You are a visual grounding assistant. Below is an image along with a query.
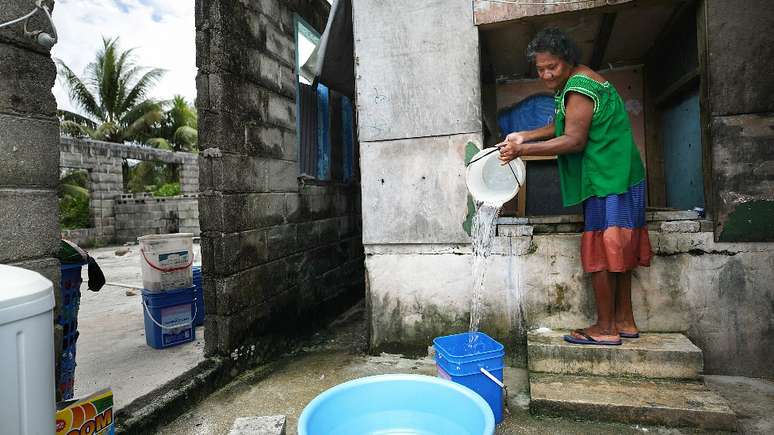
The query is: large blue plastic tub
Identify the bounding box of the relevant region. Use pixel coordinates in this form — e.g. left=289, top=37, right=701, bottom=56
left=141, top=287, right=196, bottom=349
left=192, top=266, right=204, bottom=326
left=433, top=332, right=505, bottom=424
left=298, top=374, right=494, bottom=435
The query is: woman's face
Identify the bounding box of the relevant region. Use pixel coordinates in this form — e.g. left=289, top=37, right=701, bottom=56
left=535, top=52, right=573, bottom=92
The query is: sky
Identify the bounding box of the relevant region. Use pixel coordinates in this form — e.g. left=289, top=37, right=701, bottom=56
left=51, top=0, right=196, bottom=115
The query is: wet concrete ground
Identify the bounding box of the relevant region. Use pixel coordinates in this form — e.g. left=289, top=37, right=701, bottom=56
left=154, top=302, right=774, bottom=434
left=74, top=243, right=204, bottom=409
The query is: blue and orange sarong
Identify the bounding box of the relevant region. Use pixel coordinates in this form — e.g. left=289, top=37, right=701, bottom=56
left=581, top=180, right=652, bottom=273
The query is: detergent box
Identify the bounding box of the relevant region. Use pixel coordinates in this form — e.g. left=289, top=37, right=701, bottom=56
left=56, top=388, right=115, bottom=435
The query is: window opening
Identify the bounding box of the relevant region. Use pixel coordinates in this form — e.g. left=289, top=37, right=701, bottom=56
left=295, top=15, right=355, bottom=183
left=58, top=168, right=91, bottom=230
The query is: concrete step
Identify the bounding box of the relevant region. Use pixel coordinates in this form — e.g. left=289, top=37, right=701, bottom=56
left=528, top=330, right=703, bottom=379
left=530, top=373, right=737, bottom=431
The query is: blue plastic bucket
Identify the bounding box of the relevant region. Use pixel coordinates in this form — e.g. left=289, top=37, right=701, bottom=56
left=141, top=287, right=196, bottom=349
left=192, top=266, right=204, bottom=326
left=433, top=332, right=505, bottom=424
left=298, top=374, right=495, bottom=435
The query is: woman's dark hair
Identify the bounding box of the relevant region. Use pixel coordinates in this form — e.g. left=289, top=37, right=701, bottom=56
left=526, top=27, right=582, bottom=66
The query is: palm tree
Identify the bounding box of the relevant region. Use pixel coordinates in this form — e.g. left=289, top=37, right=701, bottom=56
left=57, top=37, right=165, bottom=143
left=146, top=95, right=198, bottom=152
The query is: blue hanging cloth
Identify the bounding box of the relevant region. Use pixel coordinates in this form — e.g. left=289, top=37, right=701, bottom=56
left=497, top=94, right=555, bottom=139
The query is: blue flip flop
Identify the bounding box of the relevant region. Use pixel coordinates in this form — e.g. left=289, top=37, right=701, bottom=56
left=563, top=329, right=622, bottom=346
left=619, top=331, right=640, bottom=338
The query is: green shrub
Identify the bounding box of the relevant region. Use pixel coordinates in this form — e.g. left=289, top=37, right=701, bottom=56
left=154, top=182, right=181, bottom=197
left=59, top=193, right=90, bottom=229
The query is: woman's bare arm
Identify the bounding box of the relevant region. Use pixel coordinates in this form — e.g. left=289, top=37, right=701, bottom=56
left=499, top=93, right=593, bottom=161
left=518, top=123, right=556, bottom=142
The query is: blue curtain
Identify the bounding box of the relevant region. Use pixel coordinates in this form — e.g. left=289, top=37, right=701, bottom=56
left=497, top=94, right=555, bottom=139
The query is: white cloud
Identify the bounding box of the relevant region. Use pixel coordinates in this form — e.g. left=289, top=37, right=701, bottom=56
left=51, top=0, right=196, bottom=116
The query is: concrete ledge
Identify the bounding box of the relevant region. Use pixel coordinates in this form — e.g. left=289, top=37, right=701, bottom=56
left=115, top=357, right=230, bottom=434
left=528, top=331, right=703, bottom=379
left=530, top=373, right=737, bottom=431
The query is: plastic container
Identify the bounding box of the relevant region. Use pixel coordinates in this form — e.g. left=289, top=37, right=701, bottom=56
left=138, top=233, right=194, bottom=292
left=58, top=344, right=77, bottom=402
left=0, top=265, right=56, bottom=435
left=466, top=148, right=525, bottom=204
left=141, top=287, right=196, bottom=349
left=298, top=374, right=494, bottom=435
left=433, top=332, right=506, bottom=424
left=192, top=266, right=205, bottom=326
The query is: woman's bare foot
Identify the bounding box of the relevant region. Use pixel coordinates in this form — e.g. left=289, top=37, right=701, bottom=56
left=615, top=321, right=639, bottom=336
left=570, top=324, right=620, bottom=342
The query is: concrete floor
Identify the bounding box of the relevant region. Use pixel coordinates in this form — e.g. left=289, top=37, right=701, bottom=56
left=154, top=302, right=774, bottom=434
left=73, top=243, right=205, bottom=409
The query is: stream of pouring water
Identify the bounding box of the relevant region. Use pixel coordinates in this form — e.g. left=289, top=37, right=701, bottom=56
left=468, top=200, right=503, bottom=346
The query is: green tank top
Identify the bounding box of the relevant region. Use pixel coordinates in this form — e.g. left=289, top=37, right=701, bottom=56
left=554, top=74, right=645, bottom=206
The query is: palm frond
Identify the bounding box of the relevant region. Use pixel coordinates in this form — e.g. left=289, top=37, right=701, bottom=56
left=60, top=183, right=89, bottom=199
left=56, top=60, right=104, bottom=121
left=147, top=137, right=172, bottom=150
left=59, top=120, right=92, bottom=138
left=123, top=104, right=164, bottom=141
left=92, top=121, right=121, bottom=142
left=120, top=99, right=163, bottom=126
left=120, top=68, right=166, bottom=115
left=99, top=38, right=120, bottom=121
left=58, top=109, right=98, bottom=129
left=173, top=125, right=198, bottom=149
left=169, top=95, right=198, bottom=129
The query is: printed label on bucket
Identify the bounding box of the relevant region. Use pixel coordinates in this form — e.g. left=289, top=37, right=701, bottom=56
left=158, top=251, right=190, bottom=289
left=160, top=304, right=192, bottom=345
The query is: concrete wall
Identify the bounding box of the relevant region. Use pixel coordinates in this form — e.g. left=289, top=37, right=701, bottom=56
left=0, top=0, right=62, bottom=396
left=59, top=137, right=199, bottom=245
left=702, top=1, right=774, bottom=242
left=352, top=0, right=485, bottom=354
left=355, top=0, right=774, bottom=379
left=114, top=194, right=200, bottom=243
left=351, top=0, right=483, bottom=234
left=368, top=220, right=774, bottom=378
left=196, top=0, right=364, bottom=361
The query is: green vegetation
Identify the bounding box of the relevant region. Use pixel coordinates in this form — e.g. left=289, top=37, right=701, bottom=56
left=57, top=37, right=197, bottom=151
left=154, top=182, right=182, bottom=197
left=59, top=170, right=90, bottom=229
left=123, top=160, right=181, bottom=196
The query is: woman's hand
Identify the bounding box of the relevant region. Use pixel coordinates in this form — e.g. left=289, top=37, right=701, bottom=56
left=497, top=132, right=527, bottom=164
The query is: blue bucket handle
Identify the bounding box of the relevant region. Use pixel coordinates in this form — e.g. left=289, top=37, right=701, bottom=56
left=480, top=367, right=510, bottom=417
left=142, top=297, right=198, bottom=330
left=479, top=367, right=504, bottom=388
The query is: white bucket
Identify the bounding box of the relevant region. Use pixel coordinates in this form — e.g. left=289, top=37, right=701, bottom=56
left=138, top=233, right=194, bottom=292
left=466, top=148, right=525, bottom=204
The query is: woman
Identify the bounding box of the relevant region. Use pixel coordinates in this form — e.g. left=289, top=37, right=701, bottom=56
left=498, top=28, right=652, bottom=346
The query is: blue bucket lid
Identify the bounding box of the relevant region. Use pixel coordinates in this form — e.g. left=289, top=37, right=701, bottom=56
left=433, top=332, right=504, bottom=363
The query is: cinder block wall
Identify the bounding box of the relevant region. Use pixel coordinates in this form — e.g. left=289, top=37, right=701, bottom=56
left=59, top=137, right=199, bottom=246
left=0, top=0, right=62, bottom=396
left=196, top=0, right=364, bottom=360
left=114, top=194, right=200, bottom=243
